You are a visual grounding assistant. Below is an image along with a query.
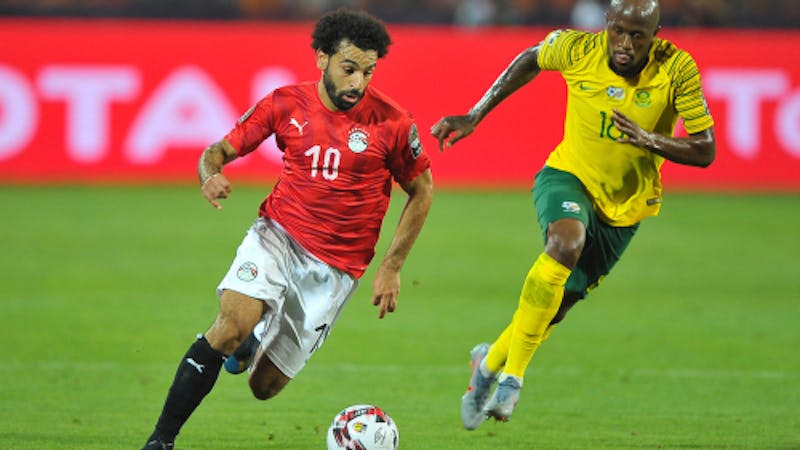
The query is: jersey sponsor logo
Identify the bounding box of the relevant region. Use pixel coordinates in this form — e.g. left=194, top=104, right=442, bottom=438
left=347, top=127, right=369, bottom=153
left=634, top=90, right=652, bottom=107
left=409, top=123, right=422, bottom=159
left=289, top=117, right=308, bottom=135
left=606, top=86, right=625, bottom=100
left=561, top=201, right=581, bottom=213
left=237, top=105, right=256, bottom=124
left=237, top=261, right=258, bottom=281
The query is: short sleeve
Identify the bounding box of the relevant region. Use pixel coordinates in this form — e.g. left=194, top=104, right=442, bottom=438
left=224, top=93, right=275, bottom=156
left=671, top=51, right=715, bottom=134
left=537, top=29, right=596, bottom=72
left=387, top=116, right=431, bottom=184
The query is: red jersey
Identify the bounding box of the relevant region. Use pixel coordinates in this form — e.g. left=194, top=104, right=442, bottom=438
left=224, top=81, right=430, bottom=278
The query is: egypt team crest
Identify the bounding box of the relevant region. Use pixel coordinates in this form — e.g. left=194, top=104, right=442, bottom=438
left=348, top=127, right=369, bottom=153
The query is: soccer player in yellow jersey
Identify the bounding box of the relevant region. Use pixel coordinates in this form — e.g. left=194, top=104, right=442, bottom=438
left=431, top=0, right=716, bottom=429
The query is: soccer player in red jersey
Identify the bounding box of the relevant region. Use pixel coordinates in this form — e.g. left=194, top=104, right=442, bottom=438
left=141, top=9, right=432, bottom=450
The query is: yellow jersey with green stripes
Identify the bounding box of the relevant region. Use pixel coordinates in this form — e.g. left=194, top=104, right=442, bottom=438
left=537, top=29, right=714, bottom=226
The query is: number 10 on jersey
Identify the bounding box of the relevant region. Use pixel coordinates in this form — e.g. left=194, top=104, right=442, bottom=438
left=304, top=146, right=341, bottom=180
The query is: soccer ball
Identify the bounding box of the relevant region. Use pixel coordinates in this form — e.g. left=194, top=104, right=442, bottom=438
left=326, top=404, right=399, bottom=450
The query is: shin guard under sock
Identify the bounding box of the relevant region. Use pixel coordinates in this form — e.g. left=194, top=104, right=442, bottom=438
left=150, top=335, right=224, bottom=443
left=504, top=253, right=570, bottom=377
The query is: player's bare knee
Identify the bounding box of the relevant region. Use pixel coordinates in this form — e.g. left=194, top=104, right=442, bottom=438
left=546, top=244, right=581, bottom=268
left=249, top=377, right=286, bottom=401
left=209, top=312, right=256, bottom=352
left=546, top=218, right=586, bottom=267
left=249, top=384, right=275, bottom=401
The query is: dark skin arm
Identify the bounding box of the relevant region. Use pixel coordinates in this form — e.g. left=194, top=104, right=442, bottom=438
left=612, top=109, right=716, bottom=167
left=430, top=44, right=542, bottom=150
left=430, top=41, right=716, bottom=169
left=372, top=168, right=433, bottom=318
left=198, top=139, right=239, bottom=209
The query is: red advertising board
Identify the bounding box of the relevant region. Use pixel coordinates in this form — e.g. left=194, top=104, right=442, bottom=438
left=1, top=19, right=798, bottom=190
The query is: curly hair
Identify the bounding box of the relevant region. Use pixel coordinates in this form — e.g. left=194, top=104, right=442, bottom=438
left=311, top=8, right=392, bottom=58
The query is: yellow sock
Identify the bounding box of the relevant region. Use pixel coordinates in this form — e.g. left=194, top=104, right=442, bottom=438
left=484, top=323, right=558, bottom=376
left=542, top=323, right=556, bottom=342
left=485, top=321, right=513, bottom=374
left=503, top=253, right=571, bottom=378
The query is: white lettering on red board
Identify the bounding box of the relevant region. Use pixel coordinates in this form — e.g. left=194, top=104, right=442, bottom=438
left=39, top=65, right=140, bottom=163
left=704, top=68, right=799, bottom=159
left=1, top=64, right=798, bottom=165
left=0, top=63, right=296, bottom=164
left=0, top=66, right=37, bottom=160
left=124, top=66, right=238, bottom=163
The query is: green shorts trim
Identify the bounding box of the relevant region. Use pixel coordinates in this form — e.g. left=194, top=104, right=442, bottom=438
left=532, top=166, right=639, bottom=299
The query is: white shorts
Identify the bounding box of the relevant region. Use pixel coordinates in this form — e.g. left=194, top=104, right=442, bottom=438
left=217, top=218, right=358, bottom=378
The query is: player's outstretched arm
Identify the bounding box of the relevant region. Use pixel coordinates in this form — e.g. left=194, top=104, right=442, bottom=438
left=430, top=44, right=542, bottom=151
left=198, top=139, right=239, bottom=209
left=372, top=169, right=434, bottom=318
left=612, top=109, right=716, bottom=168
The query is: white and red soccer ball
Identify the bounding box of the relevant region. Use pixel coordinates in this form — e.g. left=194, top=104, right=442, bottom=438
left=326, top=404, right=399, bottom=450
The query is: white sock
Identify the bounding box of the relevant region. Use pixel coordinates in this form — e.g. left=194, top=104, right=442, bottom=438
left=497, top=372, right=523, bottom=387
left=478, top=359, right=496, bottom=378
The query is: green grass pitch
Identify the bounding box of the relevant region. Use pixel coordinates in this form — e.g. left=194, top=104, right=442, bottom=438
left=1, top=185, right=798, bottom=449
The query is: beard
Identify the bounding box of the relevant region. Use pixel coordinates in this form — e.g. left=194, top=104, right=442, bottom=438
left=323, top=71, right=363, bottom=111
left=608, top=55, right=649, bottom=78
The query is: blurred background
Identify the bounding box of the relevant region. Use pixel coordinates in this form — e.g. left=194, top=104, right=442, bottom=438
left=0, top=0, right=798, bottom=28
left=1, top=2, right=799, bottom=449
left=1, top=0, right=798, bottom=189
